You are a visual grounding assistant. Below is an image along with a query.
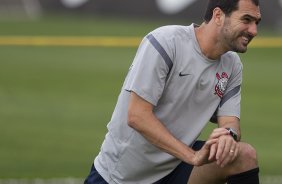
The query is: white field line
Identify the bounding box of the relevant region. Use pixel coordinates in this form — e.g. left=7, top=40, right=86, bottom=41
left=0, top=178, right=83, bottom=184
left=261, top=175, right=282, bottom=184
left=0, top=36, right=281, bottom=48
left=0, top=176, right=282, bottom=184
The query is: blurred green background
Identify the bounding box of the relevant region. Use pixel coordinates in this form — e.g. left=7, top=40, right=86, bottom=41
left=0, top=5, right=282, bottom=183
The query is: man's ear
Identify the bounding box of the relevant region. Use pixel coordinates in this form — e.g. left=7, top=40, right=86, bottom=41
left=212, top=7, right=225, bottom=26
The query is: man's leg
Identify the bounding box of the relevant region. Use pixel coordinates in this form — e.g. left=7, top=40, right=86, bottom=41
left=188, top=142, right=259, bottom=184
left=154, top=141, right=205, bottom=184
left=154, top=162, right=194, bottom=184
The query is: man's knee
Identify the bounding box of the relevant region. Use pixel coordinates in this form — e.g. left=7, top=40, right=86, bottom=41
left=224, top=142, right=259, bottom=177
left=227, top=143, right=260, bottom=184
left=239, top=143, right=258, bottom=167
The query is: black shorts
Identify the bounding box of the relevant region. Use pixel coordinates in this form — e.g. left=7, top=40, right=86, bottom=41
left=84, top=141, right=205, bottom=184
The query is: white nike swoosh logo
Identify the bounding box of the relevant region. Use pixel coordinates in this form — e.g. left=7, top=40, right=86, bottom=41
left=155, top=0, right=197, bottom=14
left=179, top=72, right=191, bottom=77
left=61, top=0, right=89, bottom=8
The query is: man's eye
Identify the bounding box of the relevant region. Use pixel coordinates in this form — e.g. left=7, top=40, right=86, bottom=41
left=243, top=18, right=251, bottom=23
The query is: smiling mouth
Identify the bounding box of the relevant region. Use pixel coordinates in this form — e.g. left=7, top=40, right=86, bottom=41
left=241, top=34, right=253, bottom=46
left=242, top=36, right=249, bottom=45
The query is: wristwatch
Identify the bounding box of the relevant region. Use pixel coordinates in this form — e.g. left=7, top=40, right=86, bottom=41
left=226, top=128, right=238, bottom=141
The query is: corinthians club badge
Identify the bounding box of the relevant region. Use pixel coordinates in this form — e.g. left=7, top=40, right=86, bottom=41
left=214, top=72, right=229, bottom=98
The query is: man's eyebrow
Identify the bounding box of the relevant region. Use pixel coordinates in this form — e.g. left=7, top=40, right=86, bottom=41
left=242, top=14, right=262, bottom=24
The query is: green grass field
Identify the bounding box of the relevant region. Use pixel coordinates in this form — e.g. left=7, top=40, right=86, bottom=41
left=0, top=16, right=282, bottom=180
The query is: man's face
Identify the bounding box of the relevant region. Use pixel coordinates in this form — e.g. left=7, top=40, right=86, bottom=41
left=221, top=0, right=261, bottom=53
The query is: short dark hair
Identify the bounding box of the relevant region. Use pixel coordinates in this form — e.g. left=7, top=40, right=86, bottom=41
left=204, top=0, right=260, bottom=22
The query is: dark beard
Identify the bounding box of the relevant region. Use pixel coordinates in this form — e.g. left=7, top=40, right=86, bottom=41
left=222, top=30, right=253, bottom=53
left=221, top=19, right=254, bottom=53
left=231, top=32, right=254, bottom=53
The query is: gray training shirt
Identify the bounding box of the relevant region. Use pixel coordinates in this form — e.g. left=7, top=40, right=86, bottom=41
left=94, top=23, right=242, bottom=184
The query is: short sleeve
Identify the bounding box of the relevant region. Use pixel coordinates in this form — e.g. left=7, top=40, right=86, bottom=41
left=217, top=54, right=243, bottom=119
left=123, top=33, right=173, bottom=106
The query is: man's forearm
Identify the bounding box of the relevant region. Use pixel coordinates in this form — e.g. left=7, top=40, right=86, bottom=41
left=217, top=116, right=241, bottom=141
left=128, top=106, right=197, bottom=165
left=127, top=92, right=201, bottom=165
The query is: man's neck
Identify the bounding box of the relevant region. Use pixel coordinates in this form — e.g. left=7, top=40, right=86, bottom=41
left=194, top=23, right=227, bottom=60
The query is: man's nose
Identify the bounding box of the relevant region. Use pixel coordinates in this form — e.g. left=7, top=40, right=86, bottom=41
left=248, top=22, right=258, bottom=37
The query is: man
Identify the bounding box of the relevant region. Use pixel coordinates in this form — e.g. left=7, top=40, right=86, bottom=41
left=85, top=0, right=262, bottom=183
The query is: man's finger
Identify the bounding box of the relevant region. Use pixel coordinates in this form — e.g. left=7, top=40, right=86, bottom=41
left=216, top=138, right=226, bottom=161
left=220, top=138, right=233, bottom=161
left=209, top=143, right=217, bottom=161
left=230, top=144, right=239, bottom=162
left=209, top=129, right=229, bottom=139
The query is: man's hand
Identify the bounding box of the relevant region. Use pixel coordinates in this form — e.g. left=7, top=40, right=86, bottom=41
left=193, top=128, right=230, bottom=166
left=211, top=116, right=241, bottom=167
left=212, top=135, right=239, bottom=167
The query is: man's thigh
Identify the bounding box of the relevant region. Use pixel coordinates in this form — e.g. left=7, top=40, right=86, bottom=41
left=154, top=141, right=205, bottom=184
left=154, top=161, right=194, bottom=184
left=188, top=162, right=227, bottom=184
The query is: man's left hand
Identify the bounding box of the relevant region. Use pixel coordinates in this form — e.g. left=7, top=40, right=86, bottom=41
left=209, top=135, right=239, bottom=167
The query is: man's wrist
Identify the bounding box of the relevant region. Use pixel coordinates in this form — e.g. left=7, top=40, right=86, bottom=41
left=192, top=151, right=202, bottom=166
left=226, top=128, right=238, bottom=141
